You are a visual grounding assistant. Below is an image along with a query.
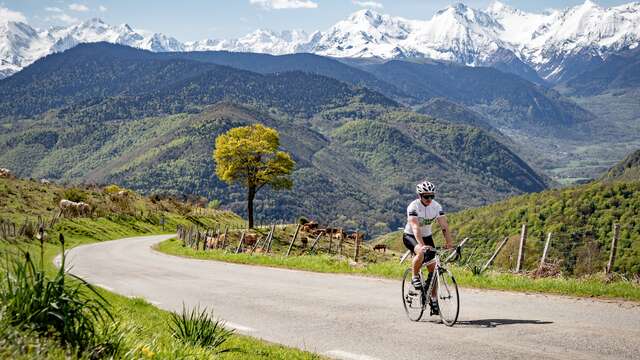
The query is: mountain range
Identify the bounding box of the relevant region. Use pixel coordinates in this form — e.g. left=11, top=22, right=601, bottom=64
left=1, top=1, right=639, bottom=83
left=0, top=43, right=550, bottom=234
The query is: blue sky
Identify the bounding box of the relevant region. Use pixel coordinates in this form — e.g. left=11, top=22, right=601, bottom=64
left=2, top=0, right=633, bottom=41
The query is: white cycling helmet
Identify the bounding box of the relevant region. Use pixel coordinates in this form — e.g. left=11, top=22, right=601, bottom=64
left=416, top=180, right=436, bottom=194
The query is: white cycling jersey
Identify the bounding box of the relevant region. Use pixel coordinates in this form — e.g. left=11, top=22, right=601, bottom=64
left=403, top=199, right=445, bottom=236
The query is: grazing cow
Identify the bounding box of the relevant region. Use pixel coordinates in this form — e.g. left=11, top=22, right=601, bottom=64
left=244, top=233, right=258, bottom=247
left=373, top=244, right=387, bottom=253
left=302, top=221, right=318, bottom=232
left=40, top=179, right=51, bottom=185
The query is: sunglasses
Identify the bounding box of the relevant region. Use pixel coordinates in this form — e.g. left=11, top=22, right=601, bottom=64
left=421, top=194, right=435, bottom=200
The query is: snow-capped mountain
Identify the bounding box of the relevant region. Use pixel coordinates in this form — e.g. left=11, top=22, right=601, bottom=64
left=0, top=17, right=183, bottom=78
left=186, top=29, right=309, bottom=54
left=1, top=1, right=639, bottom=82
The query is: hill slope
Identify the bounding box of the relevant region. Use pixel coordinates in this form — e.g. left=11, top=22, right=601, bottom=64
left=0, top=42, right=397, bottom=120
left=0, top=102, right=548, bottom=235
left=602, top=149, right=640, bottom=182
left=353, top=59, right=594, bottom=132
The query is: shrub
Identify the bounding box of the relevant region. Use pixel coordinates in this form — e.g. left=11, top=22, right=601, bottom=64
left=0, top=235, right=115, bottom=355
left=207, top=199, right=221, bottom=209
left=169, top=304, right=234, bottom=353
left=103, top=184, right=122, bottom=195
left=298, top=217, right=309, bottom=225
left=62, top=188, right=86, bottom=203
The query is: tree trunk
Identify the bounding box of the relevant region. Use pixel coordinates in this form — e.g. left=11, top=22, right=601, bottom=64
left=247, top=186, right=255, bottom=229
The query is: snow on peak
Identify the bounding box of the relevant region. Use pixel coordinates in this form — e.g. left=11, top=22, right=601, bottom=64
left=1, top=1, right=639, bottom=80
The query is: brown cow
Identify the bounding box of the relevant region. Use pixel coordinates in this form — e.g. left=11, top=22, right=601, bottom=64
left=244, top=233, right=258, bottom=247
left=373, top=244, right=387, bottom=253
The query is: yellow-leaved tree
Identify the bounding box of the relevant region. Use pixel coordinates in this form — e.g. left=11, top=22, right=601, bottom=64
left=213, top=124, right=295, bottom=228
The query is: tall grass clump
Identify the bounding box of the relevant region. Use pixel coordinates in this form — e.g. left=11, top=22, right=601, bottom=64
left=169, top=304, right=234, bottom=353
left=0, top=234, right=118, bottom=356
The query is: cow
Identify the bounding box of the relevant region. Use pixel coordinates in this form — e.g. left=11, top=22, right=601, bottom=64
left=244, top=233, right=258, bottom=247
left=373, top=244, right=388, bottom=253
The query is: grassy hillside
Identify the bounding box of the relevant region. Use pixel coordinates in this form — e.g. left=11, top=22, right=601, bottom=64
left=382, top=180, right=639, bottom=276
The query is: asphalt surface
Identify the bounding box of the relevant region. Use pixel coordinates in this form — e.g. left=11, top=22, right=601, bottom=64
left=58, top=235, right=640, bottom=360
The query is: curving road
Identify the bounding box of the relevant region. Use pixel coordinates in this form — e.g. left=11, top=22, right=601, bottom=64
left=59, top=235, right=640, bottom=360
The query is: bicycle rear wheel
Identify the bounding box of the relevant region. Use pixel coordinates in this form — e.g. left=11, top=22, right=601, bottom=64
left=402, top=268, right=425, bottom=321
left=436, top=267, right=459, bottom=326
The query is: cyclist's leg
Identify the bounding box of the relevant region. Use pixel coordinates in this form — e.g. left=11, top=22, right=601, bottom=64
left=402, top=233, right=423, bottom=277
left=423, top=235, right=437, bottom=298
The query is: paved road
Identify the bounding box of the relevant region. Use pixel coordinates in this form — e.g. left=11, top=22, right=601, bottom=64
left=60, top=235, right=640, bottom=360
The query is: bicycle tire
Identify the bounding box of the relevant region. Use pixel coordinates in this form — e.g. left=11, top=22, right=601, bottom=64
left=402, top=268, right=425, bottom=321
left=436, top=267, right=459, bottom=326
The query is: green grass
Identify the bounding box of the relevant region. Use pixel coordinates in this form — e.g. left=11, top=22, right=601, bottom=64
left=157, top=238, right=640, bottom=302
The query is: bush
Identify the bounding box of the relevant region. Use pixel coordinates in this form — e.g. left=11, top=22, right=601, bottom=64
left=0, top=236, right=115, bottom=355
left=169, top=304, right=234, bottom=353
left=62, top=188, right=86, bottom=203
left=298, top=217, right=309, bottom=225
left=103, top=184, right=122, bottom=195
left=207, top=200, right=221, bottom=209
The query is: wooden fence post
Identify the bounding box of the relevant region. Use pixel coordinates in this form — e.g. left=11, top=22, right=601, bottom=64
left=221, top=226, right=228, bottom=250
left=353, top=232, right=361, bottom=262
left=482, top=236, right=509, bottom=273
left=235, top=231, right=246, bottom=254
left=263, top=224, right=275, bottom=252
left=266, top=224, right=276, bottom=253
left=309, top=232, right=324, bottom=254
left=516, top=224, right=527, bottom=273
left=606, top=223, right=620, bottom=274
left=539, top=232, right=552, bottom=270
left=286, top=224, right=301, bottom=257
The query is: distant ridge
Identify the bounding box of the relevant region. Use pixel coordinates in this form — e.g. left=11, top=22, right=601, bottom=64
left=602, top=149, right=640, bottom=182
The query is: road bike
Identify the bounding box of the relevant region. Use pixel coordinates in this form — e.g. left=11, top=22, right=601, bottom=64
left=401, top=245, right=461, bottom=326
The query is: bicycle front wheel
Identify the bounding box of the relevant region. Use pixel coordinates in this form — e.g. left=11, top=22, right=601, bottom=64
left=436, top=267, right=459, bottom=326
left=401, top=268, right=425, bottom=321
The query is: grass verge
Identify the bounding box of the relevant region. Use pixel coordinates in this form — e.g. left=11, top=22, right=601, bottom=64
left=157, top=238, right=640, bottom=302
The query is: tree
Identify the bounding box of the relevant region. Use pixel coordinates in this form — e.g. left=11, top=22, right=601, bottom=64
left=213, top=124, right=295, bottom=228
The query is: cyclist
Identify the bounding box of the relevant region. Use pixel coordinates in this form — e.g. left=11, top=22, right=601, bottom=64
left=403, top=180, right=453, bottom=315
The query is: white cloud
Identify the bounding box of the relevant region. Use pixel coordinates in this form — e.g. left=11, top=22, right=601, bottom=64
left=98, top=5, right=107, bottom=12
left=69, top=3, right=89, bottom=12
left=353, top=1, right=383, bottom=9
left=249, top=0, right=318, bottom=10
left=45, top=7, right=63, bottom=13
left=0, top=6, right=27, bottom=23
left=50, top=13, right=80, bottom=24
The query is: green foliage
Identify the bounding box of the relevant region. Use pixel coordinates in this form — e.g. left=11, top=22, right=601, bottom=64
left=214, top=124, right=295, bottom=227
left=103, top=184, right=122, bottom=195
left=207, top=199, right=221, bottom=209
left=214, top=124, right=295, bottom=190
left=62, top=188, right=87, bottom=203
left=169, top=304, right=234, bottom=353
left=0, top=240, right=114, bottom=355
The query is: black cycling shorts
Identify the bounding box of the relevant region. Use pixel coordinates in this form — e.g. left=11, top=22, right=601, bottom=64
left=403, top=233, right=436, bottom=263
